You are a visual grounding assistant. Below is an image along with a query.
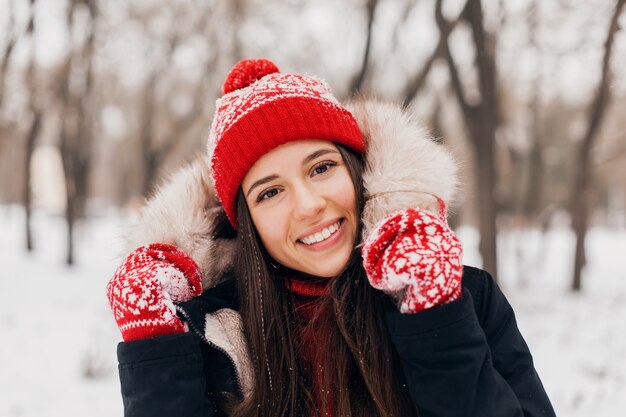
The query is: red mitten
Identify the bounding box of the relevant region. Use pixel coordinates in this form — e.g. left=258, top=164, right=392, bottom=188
left=362, top=208, right=463, bottom=313
left=106, top=243, right=203, bottom=342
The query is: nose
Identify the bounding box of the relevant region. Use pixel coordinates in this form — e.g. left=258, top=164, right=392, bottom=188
left=292, top=183, right=326, bottom=221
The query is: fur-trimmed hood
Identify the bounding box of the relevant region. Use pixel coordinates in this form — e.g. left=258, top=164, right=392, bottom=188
left=126, top=99, right=459, bottom=291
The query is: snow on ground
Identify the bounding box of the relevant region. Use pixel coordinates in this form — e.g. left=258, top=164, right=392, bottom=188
left=1, top=206, right=625, bottom=416
left=458, top=225, right=626, bottom=416
left=1, top=207, right=125, bottom=416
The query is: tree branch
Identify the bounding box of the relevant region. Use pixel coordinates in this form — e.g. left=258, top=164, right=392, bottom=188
left=402, top=0, right=467, bottom=107
left=437, top=0, right=475, bottom=119
left=0, top=1, right=18, bottom=107
left=350, top=0, right=378, bottom=96
left=570, top=0, right=625, bottom=291
left=580, top=0, right=624, bottom=154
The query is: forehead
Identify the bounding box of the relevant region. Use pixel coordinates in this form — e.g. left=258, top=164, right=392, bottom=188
left=244, top=139, right=338, bottom=178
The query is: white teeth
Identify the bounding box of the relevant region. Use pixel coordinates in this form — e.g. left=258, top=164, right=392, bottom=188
left=301, top=221, right=341, bottom=245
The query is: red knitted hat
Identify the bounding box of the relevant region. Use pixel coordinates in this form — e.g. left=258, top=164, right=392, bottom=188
left=208, top=59, right=365, bottom=229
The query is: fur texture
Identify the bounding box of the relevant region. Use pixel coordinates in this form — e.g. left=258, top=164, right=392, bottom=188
left=204, top=309, right=255, bottom=397
left=347, top=100, right=459, bottom=240
left=125, top=156, right=235, bottom=290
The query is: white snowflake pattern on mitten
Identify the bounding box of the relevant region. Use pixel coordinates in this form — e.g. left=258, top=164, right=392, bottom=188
left=106, top=243, right=203, bottom=342
left=362, top=208, right=463, bottom=313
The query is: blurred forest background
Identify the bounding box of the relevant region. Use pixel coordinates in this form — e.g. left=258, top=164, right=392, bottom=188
left=2, top=0, right=626, bottom=415
left=2, top=0, right=626, bottom=285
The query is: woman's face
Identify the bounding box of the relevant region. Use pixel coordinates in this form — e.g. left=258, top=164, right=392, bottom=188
left=241, top=140, right=358, bottom=278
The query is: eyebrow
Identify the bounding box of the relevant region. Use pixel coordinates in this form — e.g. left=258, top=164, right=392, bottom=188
left=245, top=148, right=339, bottom=198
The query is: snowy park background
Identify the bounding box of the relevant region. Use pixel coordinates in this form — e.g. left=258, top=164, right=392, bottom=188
left=2, top=206, right=625, bottom=416
left=2, top=0, right=626, bottom=415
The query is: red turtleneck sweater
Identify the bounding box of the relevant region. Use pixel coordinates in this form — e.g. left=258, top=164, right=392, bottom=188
left=284, top=276, right=334, bottom=417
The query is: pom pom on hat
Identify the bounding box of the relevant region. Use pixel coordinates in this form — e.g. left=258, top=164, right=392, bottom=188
left=222, top=59, right=280, bottom=94
left=208, top=58, right=365, bottom=229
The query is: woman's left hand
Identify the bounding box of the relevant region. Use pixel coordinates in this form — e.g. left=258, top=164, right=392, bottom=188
left=361, top=208, right=463, bottom=313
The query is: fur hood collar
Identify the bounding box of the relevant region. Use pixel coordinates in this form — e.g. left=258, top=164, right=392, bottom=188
left=125, top=100, right=459, bottom=291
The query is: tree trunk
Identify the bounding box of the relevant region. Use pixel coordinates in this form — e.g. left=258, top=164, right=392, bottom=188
left=468, top=0, right=499, bottom=278
left=139, top=72, right=157, bottom=196
left=23, top=0, right=40, bottom=252
left=23, top=111, right=41, bottom=251
left=437, top=0, right=500, bottom=277
left=58, top=2, right=77, bottom=266
left=571, top=0, right=624, bottom=291
left=60, top=118, right=77, bottom=266
left=473, top=127, right=498, bottom=277
left=522, top=0, right=544, bottom=220
left=74, top=0, right=97, bottom=220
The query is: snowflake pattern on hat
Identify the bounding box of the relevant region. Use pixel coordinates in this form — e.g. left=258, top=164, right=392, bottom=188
left=208, top=73, right=341, bottom=157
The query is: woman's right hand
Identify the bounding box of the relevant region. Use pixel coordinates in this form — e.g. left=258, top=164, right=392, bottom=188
left=361, top=208, right=463, bottom=314
left=106, top=243, right=203, bottom=342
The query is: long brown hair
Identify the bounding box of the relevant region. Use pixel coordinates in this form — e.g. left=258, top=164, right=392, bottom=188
left=228, top=144, right=419, bottom=417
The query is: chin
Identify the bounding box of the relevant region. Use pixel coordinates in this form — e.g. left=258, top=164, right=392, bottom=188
left=283, top=234, right=356, bottom=278
left=308, top=252, right=354, bottom=278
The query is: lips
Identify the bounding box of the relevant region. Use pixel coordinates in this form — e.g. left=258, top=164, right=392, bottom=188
left=296, top=218, right=344, bottom=245
left=300, top=220, right=342, bottom=245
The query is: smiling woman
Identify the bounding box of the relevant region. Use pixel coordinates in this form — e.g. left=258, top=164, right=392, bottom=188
left=106, top=58, right=556, bottom=417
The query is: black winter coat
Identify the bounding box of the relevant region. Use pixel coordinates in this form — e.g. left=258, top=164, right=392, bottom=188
left=116, top=266, right=556, bottom=417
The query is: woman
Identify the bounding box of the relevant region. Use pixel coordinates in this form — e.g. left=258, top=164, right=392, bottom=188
left=107, top=59, right=555, bottom=417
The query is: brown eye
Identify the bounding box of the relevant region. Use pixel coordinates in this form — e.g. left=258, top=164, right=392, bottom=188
left=312, top=161, right=337, bottom=176
left=257, top=188, right=280, bottom=202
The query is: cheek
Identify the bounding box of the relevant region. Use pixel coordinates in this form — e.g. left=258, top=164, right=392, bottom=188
left=250, top=209, right=290, bottom=257
left=332, top=173, right=358, bottom=216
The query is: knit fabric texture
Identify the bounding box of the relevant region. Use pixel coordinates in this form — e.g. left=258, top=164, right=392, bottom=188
left=284, top=275, right=334, bottom=417
left=107, top=243, right=203, bottom=342
left=362, top=207, right=463, bottom=313
left=207, top=58, right=365, bottom=228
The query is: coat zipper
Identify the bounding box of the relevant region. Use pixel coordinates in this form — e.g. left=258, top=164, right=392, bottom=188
left=175, top=304, right=244, bottom=398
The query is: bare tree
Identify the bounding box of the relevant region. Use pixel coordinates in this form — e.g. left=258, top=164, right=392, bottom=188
left=520, top=0, right=545, bottom=220
left=571, top=0, right=625, bottom=291
left=58, top=0, right=98, bottom=265
left=74, top=0, right=97, bottom=219
left=168, top=29, right=220, bottom=144
left=350, top=0, right=379, bottom=96
left=23, top=0, right=41, bottom=252
left=437, top=0, right=500, bottom=278
left=138, top=5, right=218, bottom=196
left=58, top=4, right=76, bottom=265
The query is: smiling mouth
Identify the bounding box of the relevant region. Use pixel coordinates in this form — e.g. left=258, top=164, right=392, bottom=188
left=297, top=219, right=344, bottom=246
